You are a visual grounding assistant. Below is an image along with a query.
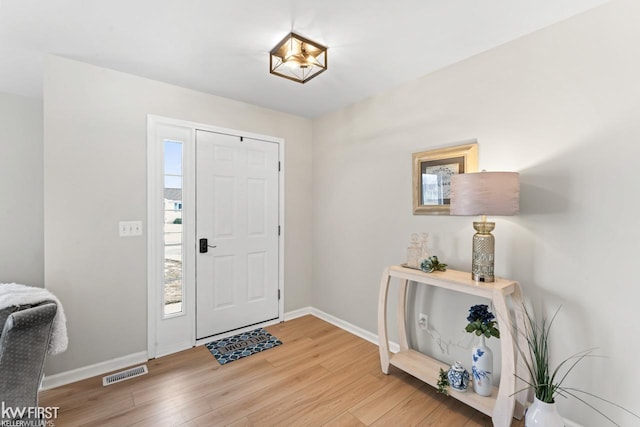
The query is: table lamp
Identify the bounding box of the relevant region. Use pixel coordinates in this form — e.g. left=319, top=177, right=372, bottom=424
left=450, top=172, right=520, bottom=282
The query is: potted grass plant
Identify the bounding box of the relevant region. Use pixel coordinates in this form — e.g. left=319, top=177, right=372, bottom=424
left=517, top=306, right=639, bottom=426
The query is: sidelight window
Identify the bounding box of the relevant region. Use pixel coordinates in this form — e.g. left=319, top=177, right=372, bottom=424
left=163, top=140, right=183, bottom=317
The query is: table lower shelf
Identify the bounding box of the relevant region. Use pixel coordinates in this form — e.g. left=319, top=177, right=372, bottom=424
left=389, top=349, right=498, bottom=417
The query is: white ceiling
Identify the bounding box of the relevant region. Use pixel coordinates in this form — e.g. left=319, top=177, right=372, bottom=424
left=0, top=0, right=608, bottom=118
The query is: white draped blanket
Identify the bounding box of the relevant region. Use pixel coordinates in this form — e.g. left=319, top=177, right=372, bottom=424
left=0, top=283, right=68, bottom=355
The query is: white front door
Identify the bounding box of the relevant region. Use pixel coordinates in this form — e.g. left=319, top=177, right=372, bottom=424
left=196, top=130, right=280, bottom=339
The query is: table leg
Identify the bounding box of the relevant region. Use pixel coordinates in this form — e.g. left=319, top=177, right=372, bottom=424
left=493, top=290, right=516, bottom=427
left=378, top=268, right=391, bottom=374
left=511, top=284, right=529, bottom=419
left=397, top=279, right=409, bottom=352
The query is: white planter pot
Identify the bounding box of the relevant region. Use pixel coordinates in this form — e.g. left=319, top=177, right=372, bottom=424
left=525, top=397, right=565, bottom=427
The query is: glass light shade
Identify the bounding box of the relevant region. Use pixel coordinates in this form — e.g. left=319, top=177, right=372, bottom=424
left=270, top=33, right=327, bottom=83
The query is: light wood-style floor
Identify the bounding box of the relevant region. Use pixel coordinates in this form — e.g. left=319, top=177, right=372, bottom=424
left=40, top=315, right=525, bottom=426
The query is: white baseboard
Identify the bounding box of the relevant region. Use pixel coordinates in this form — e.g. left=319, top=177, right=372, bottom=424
left=283, top=306, right=313, bottom=321
left=41, top=351, right=148, bottom=390
left=308, top=307, right=400, bottom=353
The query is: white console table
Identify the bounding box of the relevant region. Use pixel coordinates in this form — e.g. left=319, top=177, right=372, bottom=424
left=377, top=265, right=528, bottom=427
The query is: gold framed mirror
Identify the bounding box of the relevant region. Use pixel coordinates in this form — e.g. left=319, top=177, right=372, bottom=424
left=412, top=143, right=478, bottom=215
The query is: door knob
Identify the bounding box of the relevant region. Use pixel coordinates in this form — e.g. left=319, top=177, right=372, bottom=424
left=199, top=238, right=217, bottom=253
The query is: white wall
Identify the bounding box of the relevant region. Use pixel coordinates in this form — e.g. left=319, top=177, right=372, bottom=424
left=0, top=92, right=43, bottom=287
left=44, top=56, right=313, bottom=375
left=312, top=0, right=640, bottom=424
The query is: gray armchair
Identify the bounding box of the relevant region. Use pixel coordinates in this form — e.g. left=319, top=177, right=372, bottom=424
left=0, top=301, right=57, bottom=422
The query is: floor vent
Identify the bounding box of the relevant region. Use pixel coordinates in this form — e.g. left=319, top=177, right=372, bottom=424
left=102, top=365, right=148, bottom=386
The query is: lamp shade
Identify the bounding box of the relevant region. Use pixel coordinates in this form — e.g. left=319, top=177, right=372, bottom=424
left=450, top=172, right=520, bottom=216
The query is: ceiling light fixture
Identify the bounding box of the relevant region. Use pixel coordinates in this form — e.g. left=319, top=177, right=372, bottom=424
left=270, top=33, right=327, bottom=84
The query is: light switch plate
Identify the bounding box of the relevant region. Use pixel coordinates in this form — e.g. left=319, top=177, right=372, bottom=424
left=119, top=221, right=143, bottom=237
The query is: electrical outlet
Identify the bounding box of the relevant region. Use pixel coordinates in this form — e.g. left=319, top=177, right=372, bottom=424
left=418, top=313, right=428, bottom=330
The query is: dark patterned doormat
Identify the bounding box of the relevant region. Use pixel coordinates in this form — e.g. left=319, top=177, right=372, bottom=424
left=205, top=328, right=283, bottom=365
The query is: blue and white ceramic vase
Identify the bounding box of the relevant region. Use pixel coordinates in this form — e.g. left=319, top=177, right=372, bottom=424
left=472, top=335, right=493, bottom=396
left=447, top=361, right=470, bottom=392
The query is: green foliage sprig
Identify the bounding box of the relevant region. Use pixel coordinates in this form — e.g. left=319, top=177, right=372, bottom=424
left=437, top=368, right=449, bottom=395
left=420, top=256, right=447, bottom=273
